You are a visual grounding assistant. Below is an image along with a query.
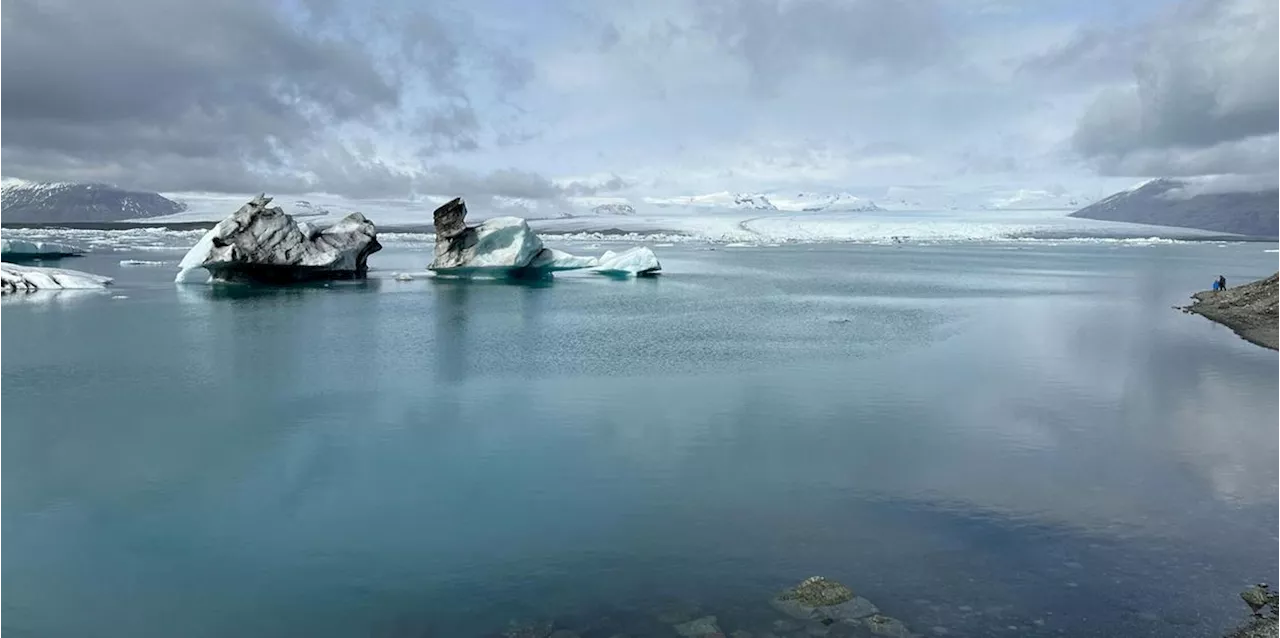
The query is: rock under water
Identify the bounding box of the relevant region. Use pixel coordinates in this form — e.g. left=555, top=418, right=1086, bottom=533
left=1, top=262, right=112, bottom=293
left=771, top=576, right=881, bottom=625
left=175, top=194, right=381, bottom=284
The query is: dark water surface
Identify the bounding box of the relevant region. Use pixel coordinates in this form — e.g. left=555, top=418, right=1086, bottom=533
left=3, top=242, right=1277, bottom=637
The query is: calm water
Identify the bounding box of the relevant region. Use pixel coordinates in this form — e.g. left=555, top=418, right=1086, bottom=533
left=3, top=241, right=1277, bottom=638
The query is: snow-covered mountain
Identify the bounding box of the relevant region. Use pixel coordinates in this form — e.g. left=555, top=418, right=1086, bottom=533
left=1069, top=178, right=1278, bottom=237
left=644, top=191, right=780, bottom=210
left=986, top=189, right=1084, bottom=210
left=770, top=192, right=881, bottom=212
left=591, top=203, right=636, bottom=216
left=291, top=200, right=334, bottom=217
left=731, top=193, right=777, bottom=210
left=2, top=180, right=187, bottom=222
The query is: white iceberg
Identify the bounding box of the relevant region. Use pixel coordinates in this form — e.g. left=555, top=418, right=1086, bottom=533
left=0, top=238, right=81, bottom=259
left=457, top=216, right=545, bottom=268
left=175, top=194, right=381, bottom=284
left=1, top=261, right=112, bottom=292
left=593, top=247, right=661, bottom=277
left=428, top=197, right=663, bottom=279
left=528, top=248, right=600, bottom=270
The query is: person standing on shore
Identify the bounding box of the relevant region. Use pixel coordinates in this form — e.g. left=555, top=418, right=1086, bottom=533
left=1219, top=275, right=1227, bottom=290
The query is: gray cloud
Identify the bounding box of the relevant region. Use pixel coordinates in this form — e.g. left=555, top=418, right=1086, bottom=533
left=694, top=0, right=951, bottom=93
left=1018, top=26, right=1140, bottom=86
left=0, top=0, right=534, bottom=198
left=407, top=168, right=628, bottom=202
left=1071, top=0, right=1279, bottom=177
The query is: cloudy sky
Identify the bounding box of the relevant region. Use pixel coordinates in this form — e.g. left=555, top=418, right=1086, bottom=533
left=1, top=0, right=1276, bottom=206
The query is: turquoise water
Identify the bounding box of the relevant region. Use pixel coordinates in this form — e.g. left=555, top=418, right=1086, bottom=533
left=3, top=241, right=1277, bottom=637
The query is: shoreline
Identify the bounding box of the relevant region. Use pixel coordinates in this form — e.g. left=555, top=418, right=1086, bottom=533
left=1183, top=273, right=1279, bottom=350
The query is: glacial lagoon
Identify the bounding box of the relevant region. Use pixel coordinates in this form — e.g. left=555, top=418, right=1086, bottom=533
left=3, top=238, right=1277, bottom=637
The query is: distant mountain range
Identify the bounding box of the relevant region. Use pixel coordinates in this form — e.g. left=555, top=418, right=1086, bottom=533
left=591, top=203, right=636, bottom=216
left=773, top=192, right=882, bottom=212
left=1069, top=179, right=1278, bottom=237
left=2, top=181, right=187, bottom=222
left=291, top=200, right=334, bottom=217
left=645, top=191, right=882, bottom=212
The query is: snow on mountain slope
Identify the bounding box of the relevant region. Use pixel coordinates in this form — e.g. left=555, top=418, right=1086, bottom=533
left=291, top=200, right=334, bottom=217
left=591, top=203, right=636, bottom=215
left=2, top=181, right=188, bottom=222
left=769, top=192, right=881, bottom=212
left=643, top=191, right=778, bottom=210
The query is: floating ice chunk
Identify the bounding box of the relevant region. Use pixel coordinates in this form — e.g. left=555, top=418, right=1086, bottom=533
left=428, top=198, right=662, bottom=279
left=431, top=214, right=545, bottom=270
left=1, top=262, right=112, bottom=292
left=394, top=273, right=414, bottom=281
left=1, top=238, right=81, bottom=259
left=174, top=221, right=225, bottom=283
left=593, top=247, right=661, bottom=277
left=175, top=194, right=381, bottom=283
left=467, top=217, right=545, bottom=267
left=528, top=248, right=599, bottom=270
left=119, top=259, right=169, bottom=266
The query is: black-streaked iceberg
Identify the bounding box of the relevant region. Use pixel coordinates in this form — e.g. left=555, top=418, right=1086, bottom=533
left=175, top=194, right=381, bottom=284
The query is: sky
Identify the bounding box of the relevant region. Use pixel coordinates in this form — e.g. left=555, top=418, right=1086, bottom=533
left=1, top=0, right=1276, bottom=209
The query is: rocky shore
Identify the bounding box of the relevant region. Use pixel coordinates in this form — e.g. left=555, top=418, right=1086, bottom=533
left=496, top=577, right=920, bottom=638
left=1227, top=616, right=1279, bottom=638
left=1183, top=273, right=1278, bottom=350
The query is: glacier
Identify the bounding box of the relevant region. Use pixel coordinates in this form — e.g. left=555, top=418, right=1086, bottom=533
left=2, top=262, right=112, bottom=292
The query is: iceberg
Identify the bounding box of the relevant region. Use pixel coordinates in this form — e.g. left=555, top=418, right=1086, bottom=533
left=428, top=197, right=662, bottom=279
left=438, top=215, right=546, bottom=269
left=1, top=262, right=112, bottom=293
left=175, top=194, right=381, bottom=284
left=528, top=248, right=600, bottom=270
left=429, top=198, right=592, bottom=276
left=0, top=238, right=82, bottom=260
left=593, top=247, right=661, bottom=277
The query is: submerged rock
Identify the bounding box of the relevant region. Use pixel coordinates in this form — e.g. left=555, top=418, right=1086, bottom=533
left=673, top=615, right=723, bottom=637
left=860, top=614, right=912, bottom=637
left=175, top=194, right=381, bottom=284
left=1, top=262, right=112, bottom=293
left=1226, top=617, right=1279, bottom=638
left=501, top=619, right=554, bottom=638
left=772, top=577, right=879, bottom=623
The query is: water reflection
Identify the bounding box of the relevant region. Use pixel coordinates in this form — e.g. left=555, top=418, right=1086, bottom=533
left=2, top=242, right=1276, bottom=638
